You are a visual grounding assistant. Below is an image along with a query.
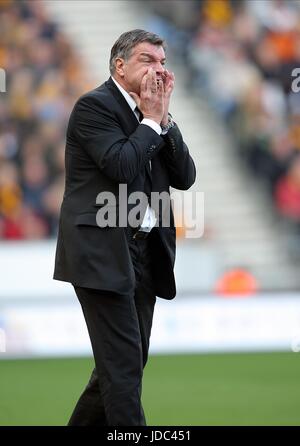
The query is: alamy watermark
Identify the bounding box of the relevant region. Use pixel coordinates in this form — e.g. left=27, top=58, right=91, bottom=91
left=291, top=68, right=300, bottom=92
left=0, top=68, right=6, bottom=93
left=95, top=185, right=204, bottom=238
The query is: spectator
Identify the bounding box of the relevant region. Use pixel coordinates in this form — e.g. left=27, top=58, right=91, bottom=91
left=0, top=0, right=91, bottom=239
left=145, top=0, right=300, bottom=254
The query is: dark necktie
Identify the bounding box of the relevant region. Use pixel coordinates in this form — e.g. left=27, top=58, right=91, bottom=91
left=135, top=106, right=143, bottom=123
left=134, top=106, right=152, bottom=201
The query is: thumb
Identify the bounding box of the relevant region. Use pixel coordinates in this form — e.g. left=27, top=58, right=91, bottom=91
left=129, top=92, right=140, bottom=106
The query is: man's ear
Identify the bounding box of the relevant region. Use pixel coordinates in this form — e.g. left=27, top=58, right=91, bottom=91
left=115, top=58, right=125, bottom=78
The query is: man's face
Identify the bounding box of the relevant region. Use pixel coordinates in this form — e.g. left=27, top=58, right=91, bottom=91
left=115, top=42, right=166, bottom=94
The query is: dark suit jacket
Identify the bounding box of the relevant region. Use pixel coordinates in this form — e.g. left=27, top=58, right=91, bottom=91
left=53, top=77, right=196, bottom=299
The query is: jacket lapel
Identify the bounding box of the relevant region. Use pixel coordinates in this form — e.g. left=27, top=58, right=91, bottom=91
left=104, top=77, right=139, bottom=135
left=104, top=77, right=153, bottom=185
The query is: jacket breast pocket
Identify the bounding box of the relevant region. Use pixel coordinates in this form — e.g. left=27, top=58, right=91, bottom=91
left=75, top=212, right=99, bottom=227
left=75, top=207, right=119, bottom=228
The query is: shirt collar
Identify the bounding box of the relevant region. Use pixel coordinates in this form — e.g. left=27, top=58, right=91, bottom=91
left=111, top=77, right=137, bottom=112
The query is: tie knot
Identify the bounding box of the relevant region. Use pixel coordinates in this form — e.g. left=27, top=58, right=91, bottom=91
left=135, top=106, right=143, bottom=122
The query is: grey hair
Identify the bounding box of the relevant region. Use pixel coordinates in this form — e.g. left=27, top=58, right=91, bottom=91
left=109, top=29, right=166, bottom=74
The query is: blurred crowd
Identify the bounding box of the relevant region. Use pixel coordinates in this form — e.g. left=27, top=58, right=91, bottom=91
left=0, top=0, right=90, bottom=239
left=146, top=0, right=300, bottom=252
left=2, top=0, right=300, bottom=245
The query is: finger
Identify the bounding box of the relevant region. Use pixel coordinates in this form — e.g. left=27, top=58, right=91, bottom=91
left=164, top=75, right=171, bottom=89
left=157, top=79, right=164, bottom=96
left=164, top=69, right=170, bottom=80
left=167, top=74, right=175, bottom=90
left=166, top=70, right=174, bottom=86
left=151, top=68, right=157, bottom=92
left=140, top=71, right=148, bottom=93
left=144, top=68, right=152, bottom=94
left=129, top=92, right=141, bottom=107
left=166, top=82, right=174, bottom=95
left=146, top=67, right=152, bottom=91
left=162, top=77, right=167, bottom=93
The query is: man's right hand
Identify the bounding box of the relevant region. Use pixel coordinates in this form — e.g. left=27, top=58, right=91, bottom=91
left=129, top=68, right=164, bottom=125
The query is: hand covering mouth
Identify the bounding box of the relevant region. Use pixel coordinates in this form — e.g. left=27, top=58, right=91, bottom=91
left=156, top=74, right=166, bottom=85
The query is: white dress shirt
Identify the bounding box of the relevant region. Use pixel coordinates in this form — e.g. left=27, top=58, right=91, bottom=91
left=112, top=77, right=159, bottom=232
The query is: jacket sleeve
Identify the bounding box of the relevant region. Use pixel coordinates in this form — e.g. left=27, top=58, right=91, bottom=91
left=72, top=94, right=164, bottom=184
left=161, top=123, right=196, bottom=190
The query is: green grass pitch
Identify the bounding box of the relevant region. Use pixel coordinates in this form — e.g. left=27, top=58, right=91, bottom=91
left=0, top=352, right=300, bottom=425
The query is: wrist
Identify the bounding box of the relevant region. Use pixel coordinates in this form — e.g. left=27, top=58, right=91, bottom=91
left=161, top=115, right=169, bottom=126
left=143, top=115, right=161, bottom=125
left=161, top=114, right=175, bottom=132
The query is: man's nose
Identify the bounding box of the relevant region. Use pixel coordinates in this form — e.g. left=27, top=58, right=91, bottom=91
left=155, top=62, right=164, bottom=74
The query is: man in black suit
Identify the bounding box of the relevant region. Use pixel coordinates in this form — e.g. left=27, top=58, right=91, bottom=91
left=53, top=29, right=196, bottom=426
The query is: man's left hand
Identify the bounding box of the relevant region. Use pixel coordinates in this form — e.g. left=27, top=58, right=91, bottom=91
left=161, top=70, right=175, bottom=126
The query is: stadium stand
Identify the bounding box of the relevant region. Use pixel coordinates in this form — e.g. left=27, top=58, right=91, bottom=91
left=145, top=0, right=300, bottom=263
left=0, top=0, right=91, bottom=239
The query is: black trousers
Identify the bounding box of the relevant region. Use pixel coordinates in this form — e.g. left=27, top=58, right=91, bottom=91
left=68, top=229, right=156, bottom=426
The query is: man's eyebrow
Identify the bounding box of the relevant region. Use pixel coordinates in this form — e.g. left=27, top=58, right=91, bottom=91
left=139, top=52, right=166, bottom=61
